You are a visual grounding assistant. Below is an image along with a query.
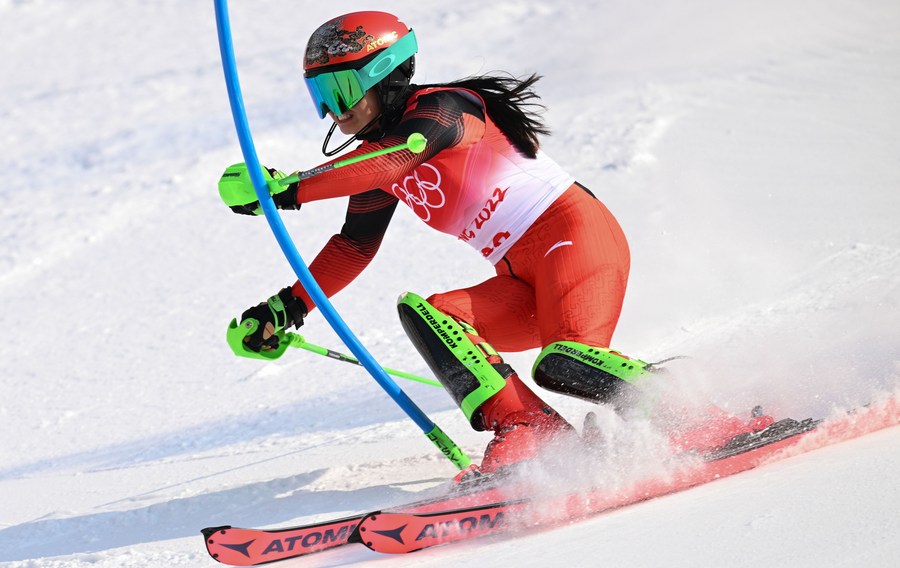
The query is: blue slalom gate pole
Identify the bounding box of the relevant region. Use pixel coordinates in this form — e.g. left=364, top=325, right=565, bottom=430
left=213, top=0, right=470, bottom=470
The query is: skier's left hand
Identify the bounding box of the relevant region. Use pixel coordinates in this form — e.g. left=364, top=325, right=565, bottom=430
left=218, top=163, right=300, bottom=215
left=239, top=287, right=308, bottom=352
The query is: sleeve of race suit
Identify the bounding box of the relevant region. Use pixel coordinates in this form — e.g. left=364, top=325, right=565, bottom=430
left=290, top=189, right=399, bottom=313
left=293, top=90, right=486, bottom=203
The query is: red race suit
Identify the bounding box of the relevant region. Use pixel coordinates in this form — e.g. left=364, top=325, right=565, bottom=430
left=291, top=87, right=630, bottom=350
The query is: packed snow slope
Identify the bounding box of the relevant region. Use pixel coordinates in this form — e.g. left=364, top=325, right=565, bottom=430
left=1, top=0, right=898, bottom=566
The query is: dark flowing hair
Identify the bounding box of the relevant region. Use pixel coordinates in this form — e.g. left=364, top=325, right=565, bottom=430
left=414, top=73, right=550, bottom=159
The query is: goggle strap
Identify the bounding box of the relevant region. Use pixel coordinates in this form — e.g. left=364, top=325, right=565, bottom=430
left=356, top=30, right=418, bottom=91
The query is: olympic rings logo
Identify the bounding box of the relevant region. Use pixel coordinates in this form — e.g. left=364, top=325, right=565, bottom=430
left=391, top=163, right=446, bottom=222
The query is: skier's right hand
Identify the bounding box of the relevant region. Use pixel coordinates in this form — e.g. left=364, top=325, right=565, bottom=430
left=238, top=287, right=308, bottom=352
left=218, top=163, right=300, bottom=215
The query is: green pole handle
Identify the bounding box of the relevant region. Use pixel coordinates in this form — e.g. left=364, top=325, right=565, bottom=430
left=279, top=132, right=427, bottom=186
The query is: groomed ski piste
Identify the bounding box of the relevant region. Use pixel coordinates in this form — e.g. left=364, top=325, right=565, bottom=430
left=1, top=1, right=898, bottom=567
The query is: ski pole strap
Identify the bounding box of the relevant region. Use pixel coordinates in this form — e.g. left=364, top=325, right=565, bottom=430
left=279, top=132, right=427, bottom=185
left=226, top=319, right=441, bottom=387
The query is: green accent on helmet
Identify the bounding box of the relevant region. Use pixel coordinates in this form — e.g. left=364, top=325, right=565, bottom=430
left=532, top=341, right=651, bottom=384
left=398, top=292, right=506, bottom=421
left=218, top=163, right=289, bottom=214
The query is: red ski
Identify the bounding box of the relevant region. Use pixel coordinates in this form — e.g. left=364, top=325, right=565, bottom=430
left=202, top=472, right=515, bottom=565
left=354, top=396, right=899, bottom=554
left=202, top=395, right=898, bottom=563
left=353, top=499, right=530, bottom=553
left=202, top=515, right=362, bottom=566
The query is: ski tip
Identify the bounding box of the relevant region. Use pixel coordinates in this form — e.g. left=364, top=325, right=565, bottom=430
left=201, top=525, right=232, bottom=540
left=349, top=511, right=379, bottom=546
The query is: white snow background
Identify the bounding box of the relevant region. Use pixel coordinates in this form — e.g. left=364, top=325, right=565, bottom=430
left=1, top=0, right=898, bottom=566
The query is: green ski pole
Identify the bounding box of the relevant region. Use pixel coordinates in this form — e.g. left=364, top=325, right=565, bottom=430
left=287, top=333, right=442, bottom=388
left=279, top=132, right=427, bottom=185
left=226, top=319, right=441, bottom=387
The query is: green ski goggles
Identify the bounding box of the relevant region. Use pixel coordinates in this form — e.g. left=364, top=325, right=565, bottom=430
left=304, top=30, right=417, bottom=119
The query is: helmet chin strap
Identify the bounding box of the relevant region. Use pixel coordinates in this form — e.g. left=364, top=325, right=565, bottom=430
left=321, top=114, right=383, bottom=157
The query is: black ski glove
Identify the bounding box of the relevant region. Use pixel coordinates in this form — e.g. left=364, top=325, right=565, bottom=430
left=238, top=287, right=308, bottom=352
left=219, top=163, right=301, bottom=215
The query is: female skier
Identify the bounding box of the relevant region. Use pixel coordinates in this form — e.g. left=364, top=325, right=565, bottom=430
left=221, top=11, right=650, bottom=473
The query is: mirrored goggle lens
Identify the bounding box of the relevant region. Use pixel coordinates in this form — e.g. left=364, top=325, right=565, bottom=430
left=304, top=69, right=365, bottom=119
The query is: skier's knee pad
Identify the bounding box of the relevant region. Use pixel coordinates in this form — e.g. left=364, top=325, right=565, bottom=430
left=397, top=292, right=509, bottom=429
left=532, top=341, right=650, bottom=408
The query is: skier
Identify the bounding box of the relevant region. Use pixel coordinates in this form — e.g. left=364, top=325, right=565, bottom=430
left=220, top=11, right=651, bottom=473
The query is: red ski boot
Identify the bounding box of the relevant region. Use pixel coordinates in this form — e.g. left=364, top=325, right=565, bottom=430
left=477, top=373, right=577, bottom=474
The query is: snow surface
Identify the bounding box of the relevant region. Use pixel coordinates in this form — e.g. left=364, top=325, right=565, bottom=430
left=1, top=0, right=899, bottom=566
